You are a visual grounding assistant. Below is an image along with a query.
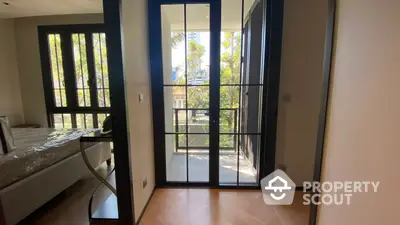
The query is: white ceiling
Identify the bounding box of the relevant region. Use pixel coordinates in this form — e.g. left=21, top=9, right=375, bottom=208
left=0, top=0, right=256, bottom=21
left=0, top=0, right=103, bottom=19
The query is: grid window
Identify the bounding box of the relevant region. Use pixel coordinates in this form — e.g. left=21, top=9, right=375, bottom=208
left=40, top=26, right=111, bottom=129
left=93, top=33, right=110, bottom=108
left=53, top=114, right=72, bottom=129
left=72, top=33, right=91, bottom=107
left=48, top=34, right=67, bottom=107
left=76, top=113, right=94, bottom=129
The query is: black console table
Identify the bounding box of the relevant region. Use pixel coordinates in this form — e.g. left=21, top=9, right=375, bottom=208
left=80, top=130, right=119, bottom=224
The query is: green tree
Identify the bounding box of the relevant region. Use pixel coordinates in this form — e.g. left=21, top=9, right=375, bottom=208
left=187, top=40, right=209, bottom=108
left=180, top=32, right=241, bottom=147
left=171, top=32, right=185, bottom=48
left=220, top=32, right=241, bottom=132
left=92, top=33, right=110, bottom=107
left=48, top=33, right=110, bottom=128
left=48, top=34, right=66, bottom=107
left=176, top=32, right=241, bottom=132
left=183, top=32, right=241, bottom=121
left=72, top=34, right=91, bottom=107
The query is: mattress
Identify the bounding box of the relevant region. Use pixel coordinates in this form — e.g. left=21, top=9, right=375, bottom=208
left=0, top=128, right=101, bottom=189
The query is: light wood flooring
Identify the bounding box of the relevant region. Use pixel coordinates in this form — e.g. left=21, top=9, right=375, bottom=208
left=17, top=163, right=115, bottom=225
left=15, top=165, right=309, bottom=225
left=139, top=189, right=309, bottom=225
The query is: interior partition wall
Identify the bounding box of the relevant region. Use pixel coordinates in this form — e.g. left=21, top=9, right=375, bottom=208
left=38, top=15, right=136, bottom=222
left=149, top=0, right=283, bottom=187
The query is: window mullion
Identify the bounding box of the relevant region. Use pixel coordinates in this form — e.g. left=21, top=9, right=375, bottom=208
left=61, top=32, right=78, bottom=110
left=85, top=32, right=99, bottom=108
left=38, top=31, right=56, bottom=124
left=71, top=114, right=77, bottom=128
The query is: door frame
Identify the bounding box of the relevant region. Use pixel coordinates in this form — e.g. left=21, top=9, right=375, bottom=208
left=148, top=0, right=284, bottom=188
left=309, top=0, right=336, bottom=224
left=148, top=0, right=222, bottom=187
left=102, top=0, right=135, bottom=223
left=259, top=0, right=284, bottom=180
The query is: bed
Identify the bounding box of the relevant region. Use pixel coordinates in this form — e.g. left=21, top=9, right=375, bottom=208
left=0, top=128, right=112, bottom=225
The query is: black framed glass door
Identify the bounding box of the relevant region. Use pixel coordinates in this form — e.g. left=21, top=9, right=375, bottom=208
left=159, top=2, right=219, bottom=185
left=150, top=0, right=267, bottom=187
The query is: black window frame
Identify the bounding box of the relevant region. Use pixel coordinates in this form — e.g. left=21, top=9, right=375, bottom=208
left=38, top=24, right=111, bottom=129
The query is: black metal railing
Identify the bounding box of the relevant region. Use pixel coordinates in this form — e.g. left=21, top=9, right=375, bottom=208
left=173, top=108, right=238, bottom=151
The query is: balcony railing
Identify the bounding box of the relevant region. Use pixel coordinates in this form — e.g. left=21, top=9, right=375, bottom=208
left=173, top=108, right=238, bottom=152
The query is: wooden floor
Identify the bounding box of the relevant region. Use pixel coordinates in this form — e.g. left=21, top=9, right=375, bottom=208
left=139, top=189, right=309, bottom=225
left=15, top=165, right=308, bottom=225
left=17, top=163, right=115, bottom=225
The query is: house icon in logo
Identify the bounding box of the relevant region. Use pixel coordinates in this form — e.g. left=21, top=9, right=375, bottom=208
left=264, top=176, right=292, bottom=200
left=261, top=169, right=295, bottom=205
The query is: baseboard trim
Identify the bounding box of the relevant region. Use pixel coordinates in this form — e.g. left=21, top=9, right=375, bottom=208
left=135, top=187, right=156, bottom=225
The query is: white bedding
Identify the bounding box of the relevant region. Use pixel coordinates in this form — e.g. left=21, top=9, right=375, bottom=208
left=0, top=128, right=100, bottom=189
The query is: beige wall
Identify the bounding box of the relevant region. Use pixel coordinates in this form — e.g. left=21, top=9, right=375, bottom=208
left=318, top=0, right=400, bottom=224
left=0, top=19, right=24, bottom=126
left=13, top=14, right=103, bottom=127
left=121, top=0, right=155, bottom=221
left=275, top=0, right=328, bottom=185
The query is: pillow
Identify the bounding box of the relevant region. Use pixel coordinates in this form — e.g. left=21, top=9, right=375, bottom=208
left=0, top=116, right=16, bottom=154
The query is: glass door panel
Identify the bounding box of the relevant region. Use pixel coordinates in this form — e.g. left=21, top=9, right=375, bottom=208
left=155, top=0, right=265, bottom=186
left=186, top=3, right=211, bottom=182
left=162, top=4, right=187, bottom=182
left=162, top=3, right=211, bottom=183
left=218, top=0, right=263, bottom=186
